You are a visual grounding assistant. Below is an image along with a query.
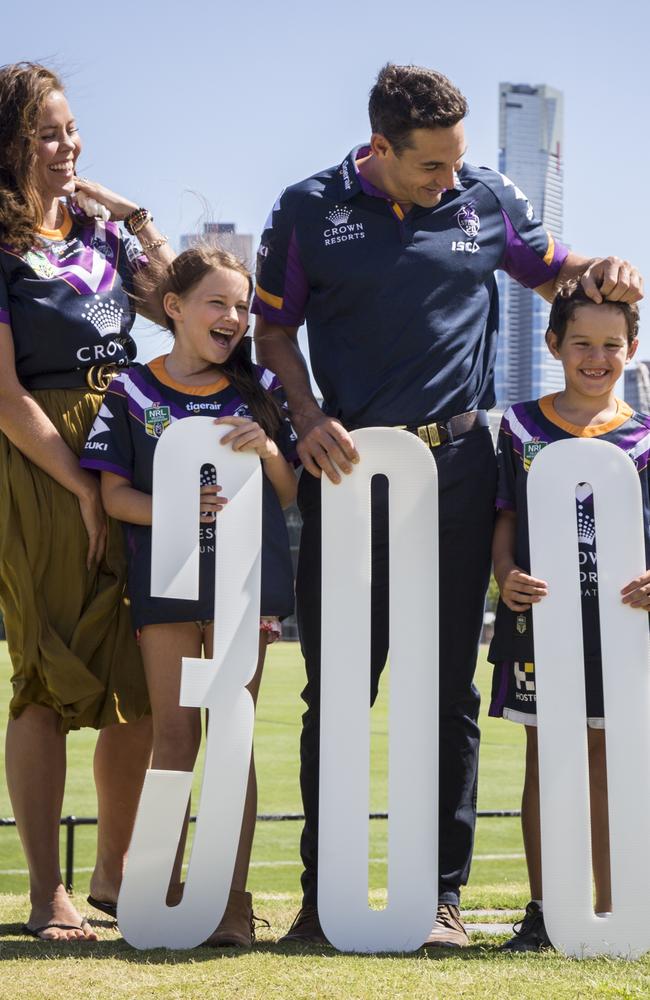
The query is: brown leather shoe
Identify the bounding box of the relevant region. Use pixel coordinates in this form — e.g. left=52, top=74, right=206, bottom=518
left=205, top=890, right=254, bottom=948
left=278, top=904, right=329, bottom=945
left=423, top=903, right=470, bottom=948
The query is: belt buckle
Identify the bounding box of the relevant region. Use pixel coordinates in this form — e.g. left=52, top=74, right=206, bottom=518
left=426, top=422, right=442, bottom=447
left=86, top=364, right=115, bottom=392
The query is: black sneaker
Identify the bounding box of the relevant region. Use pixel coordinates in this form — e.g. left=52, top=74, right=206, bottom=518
left=500, top=901, right=553, bottom=952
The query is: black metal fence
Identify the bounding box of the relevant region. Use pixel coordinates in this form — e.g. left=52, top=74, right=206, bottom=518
left=1, top=810, right=521, bottom=893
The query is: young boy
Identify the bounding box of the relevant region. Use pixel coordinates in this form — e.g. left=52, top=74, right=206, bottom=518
left=488, top=280, right=650, bottom=951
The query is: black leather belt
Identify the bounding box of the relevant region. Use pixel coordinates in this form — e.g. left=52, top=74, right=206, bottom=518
left=396, top=409, right=489, bottom=447
left=22, top=364, right=123, bottom=392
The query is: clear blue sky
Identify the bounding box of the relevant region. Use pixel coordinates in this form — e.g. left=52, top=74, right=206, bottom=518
left=4, top=0, right=650, bottom=357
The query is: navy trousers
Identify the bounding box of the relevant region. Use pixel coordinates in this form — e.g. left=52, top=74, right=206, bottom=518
left=295, top=426, right=497, bottom=908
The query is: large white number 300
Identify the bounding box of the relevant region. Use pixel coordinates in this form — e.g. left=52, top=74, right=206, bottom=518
left=117, top=418, right=261, bottom=950
left=529, top=438, right=650, bottom=958
left=116, top=422, right=650, bottom=958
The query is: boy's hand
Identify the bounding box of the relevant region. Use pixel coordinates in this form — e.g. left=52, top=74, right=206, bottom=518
left=200, top=484, right=227, bottom=521
left=215, top=416, right=278, bottom=460
left=621, top=571, right=650, bottom=609
left=498, top=566, right=548, bottom=612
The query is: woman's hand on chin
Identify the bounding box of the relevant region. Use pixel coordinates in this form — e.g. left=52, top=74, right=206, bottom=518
left=73, top=177, right=138, bottom=223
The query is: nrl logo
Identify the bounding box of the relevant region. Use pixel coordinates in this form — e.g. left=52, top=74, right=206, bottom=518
left=326, top=206, right=352, bottom=226
left=24, top=250, right=57, bottom=279
left=523, top=440, right=547, bottom=472
left=144, top=405, right=171, bottom=439
left=456, top=204, right=480, bottom=238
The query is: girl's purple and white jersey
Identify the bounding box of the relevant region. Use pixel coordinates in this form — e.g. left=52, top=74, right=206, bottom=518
left=0, top=202, right=146, bottom=380
left=80, top=356, right=297, bottom=629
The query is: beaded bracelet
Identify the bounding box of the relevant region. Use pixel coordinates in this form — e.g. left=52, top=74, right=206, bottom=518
left=124, top=207, right=153, bottom=235
left=141, top=236, right=169, bottom=252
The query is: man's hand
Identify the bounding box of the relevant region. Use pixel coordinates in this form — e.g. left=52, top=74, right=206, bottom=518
left=580, top=256, right=644, bottom=304
left=497, top=565, right=548, bottom=613
left=621, top=571, right=650, bottom=610
left=295, top=412, right=360, bottom=484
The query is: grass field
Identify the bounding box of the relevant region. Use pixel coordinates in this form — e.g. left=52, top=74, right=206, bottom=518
left=0, top=642, right=527, bottom=903
left=2, top=642, right=650, bottom=999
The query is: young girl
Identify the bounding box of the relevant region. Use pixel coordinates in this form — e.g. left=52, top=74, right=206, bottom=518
left=81, top=246, right=298, bottom=948
left=488, top=280, right=650, bottom=951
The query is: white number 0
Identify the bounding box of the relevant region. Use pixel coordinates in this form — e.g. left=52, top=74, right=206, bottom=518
left=529, top=438, right=650, bottom=958
left=319, top=428, right=439, bottom=952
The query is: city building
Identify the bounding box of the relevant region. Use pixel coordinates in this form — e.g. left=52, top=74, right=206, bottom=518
left=180, top=222, right=254, bottom=269
left=494, top=83, right=565, bottom=408
left=625, top=362, right=650, bottom=413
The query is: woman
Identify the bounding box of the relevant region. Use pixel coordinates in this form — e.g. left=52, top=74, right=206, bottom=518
left=0, top=62, right=174, bottom=941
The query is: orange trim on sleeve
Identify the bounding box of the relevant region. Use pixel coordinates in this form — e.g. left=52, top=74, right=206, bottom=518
left=539, top=394, right=633, bottom=437
left=147, top=355, right=230, bottom=396
left=542, top=232, right=555, bottom=267
left=256, top=285, right=284, bottom=310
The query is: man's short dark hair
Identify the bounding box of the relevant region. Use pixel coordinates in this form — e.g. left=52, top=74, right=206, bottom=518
left=548, top=279, right=640, bottom=346
left=368, top=63, right=468, bottom=154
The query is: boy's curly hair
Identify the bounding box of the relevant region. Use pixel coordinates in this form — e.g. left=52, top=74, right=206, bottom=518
left=548, top=278, right=639, bottom=346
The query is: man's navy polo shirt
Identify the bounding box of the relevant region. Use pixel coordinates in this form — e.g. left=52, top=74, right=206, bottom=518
left=253, top=145, right=569, bottom=429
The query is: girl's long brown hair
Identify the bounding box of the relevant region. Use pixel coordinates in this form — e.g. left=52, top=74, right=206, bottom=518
left=159, top=245, right=283, bottom=438
left=0, top=62, right=64, bottom=254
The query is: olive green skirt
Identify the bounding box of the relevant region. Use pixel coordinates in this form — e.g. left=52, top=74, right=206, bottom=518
left=0, top=388, right=149, bottom=732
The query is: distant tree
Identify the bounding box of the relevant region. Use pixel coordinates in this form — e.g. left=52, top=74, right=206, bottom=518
left=486, top=574, right=500, bottom=613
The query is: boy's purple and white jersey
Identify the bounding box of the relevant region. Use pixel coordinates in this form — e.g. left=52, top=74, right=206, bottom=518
left=489, top=395, right=650, bottom=666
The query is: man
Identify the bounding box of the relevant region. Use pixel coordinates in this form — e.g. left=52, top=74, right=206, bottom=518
left=253, top=63, right=642, bottom=947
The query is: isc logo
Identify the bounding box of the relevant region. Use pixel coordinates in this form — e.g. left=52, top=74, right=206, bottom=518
left=451, top=240, right=480, bottom=253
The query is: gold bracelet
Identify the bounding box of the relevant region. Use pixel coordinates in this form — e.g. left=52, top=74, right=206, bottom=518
left=141, top=236, right=169, bottom=252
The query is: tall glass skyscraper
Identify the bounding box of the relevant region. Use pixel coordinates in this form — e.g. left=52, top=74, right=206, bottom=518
left=494, top=83, right=565, bottom=407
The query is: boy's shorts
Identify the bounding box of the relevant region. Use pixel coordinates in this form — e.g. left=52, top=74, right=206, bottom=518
left=488, top=659, right=605, bottom=729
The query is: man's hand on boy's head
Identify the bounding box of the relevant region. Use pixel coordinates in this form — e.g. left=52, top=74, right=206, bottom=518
left=580, top=256, right=644, bottom=305
left=621, top=571, right=650, bottom=610
left=497, top=565, right=549, bottom=613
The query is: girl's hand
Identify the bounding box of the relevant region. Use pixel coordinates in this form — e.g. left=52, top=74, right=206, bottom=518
left=73, top=177, right=138, bottom=223
left=200, top=484, right=227, bottom=522
left=76, top=478, right=107, bottom=569
left=498, top=565, right=548, bottom=613
left=215, top=416, right=279, bottom=460
left=621, top=571, right=650, bottom=609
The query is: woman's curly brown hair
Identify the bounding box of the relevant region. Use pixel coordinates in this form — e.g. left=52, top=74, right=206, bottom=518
left=0, top=62, right=64, bottom=254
